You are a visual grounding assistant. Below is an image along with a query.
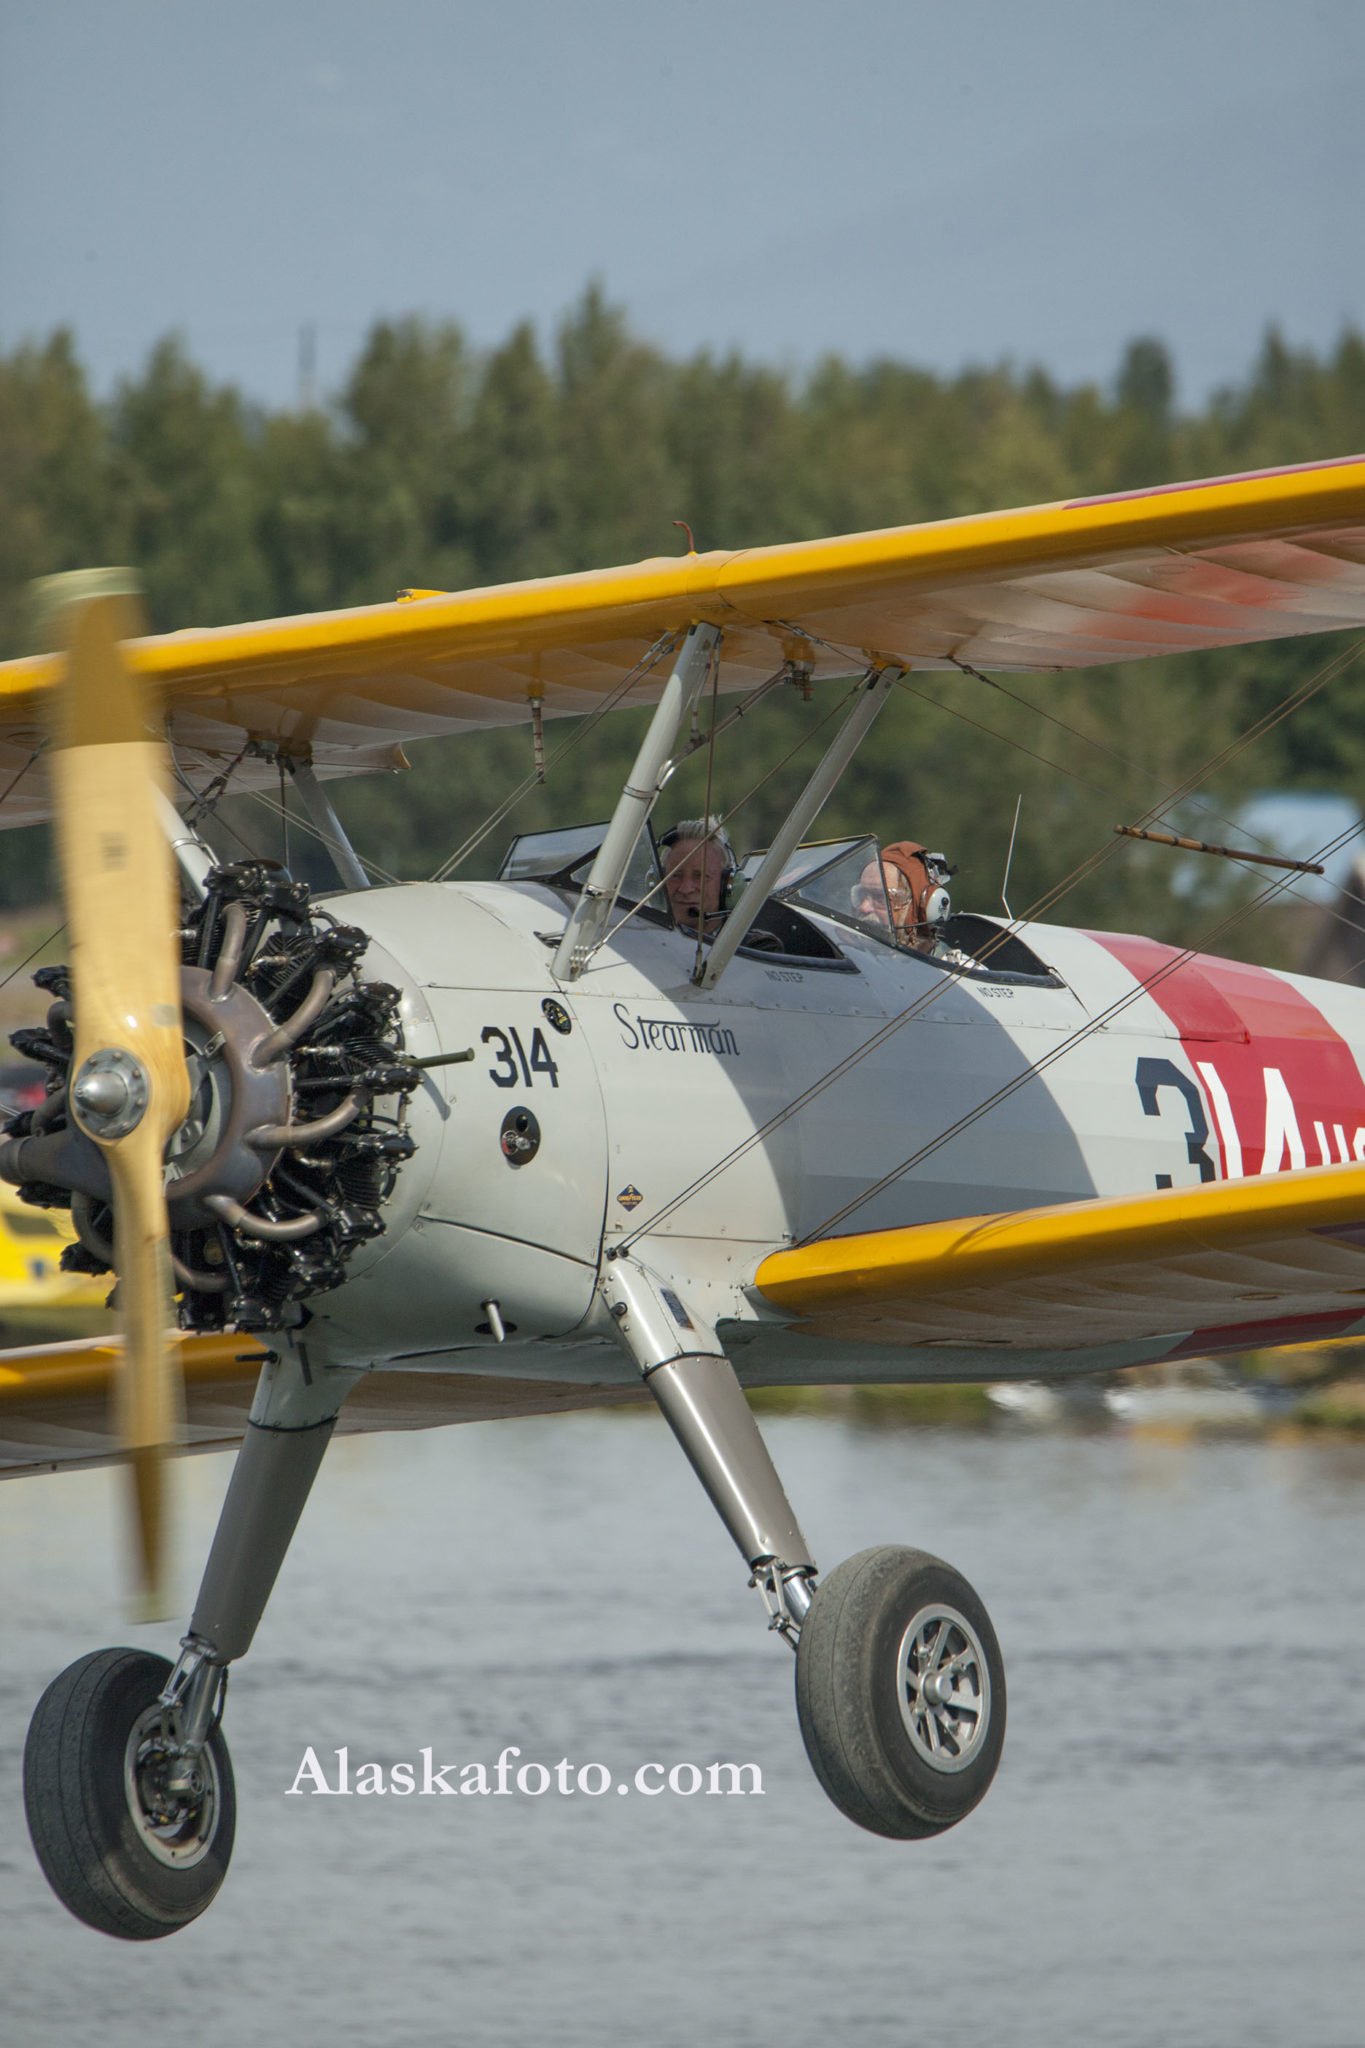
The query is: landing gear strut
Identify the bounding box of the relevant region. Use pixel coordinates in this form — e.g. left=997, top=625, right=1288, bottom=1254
left=23, top=1339, right=353, bottom=1938
left=603, top=1257, right=1006, bottom=1837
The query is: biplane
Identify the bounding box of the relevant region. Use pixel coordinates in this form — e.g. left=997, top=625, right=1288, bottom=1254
left=2, top=454, right=1365, bottom=1938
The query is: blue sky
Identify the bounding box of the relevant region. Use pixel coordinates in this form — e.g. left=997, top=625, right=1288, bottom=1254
left=2, top=0, right=1362, bottom=410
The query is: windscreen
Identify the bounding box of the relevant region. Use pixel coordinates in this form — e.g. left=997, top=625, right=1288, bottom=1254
left=499, top=822, right=664, bottom=914
left=499, top=823, right=609, bottom=881
left=737, top=836, right=899, bottom=946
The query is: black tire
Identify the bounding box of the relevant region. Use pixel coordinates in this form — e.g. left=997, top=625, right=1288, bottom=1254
left=795, top=1545, right=1006, bottom=1840
left=24, top=1648, right=236, bottom=1940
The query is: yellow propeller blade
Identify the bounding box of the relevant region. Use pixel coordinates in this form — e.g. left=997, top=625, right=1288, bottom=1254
left=43, top=574, right=189, bottom=1617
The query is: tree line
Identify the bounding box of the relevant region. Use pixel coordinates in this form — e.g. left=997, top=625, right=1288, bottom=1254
left=2, top=289, right=1363, bottom=953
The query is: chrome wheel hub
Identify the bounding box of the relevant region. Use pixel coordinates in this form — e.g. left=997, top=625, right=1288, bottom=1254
left=896, top=1602, right=991, bottom=1774
left=124, top=1706, right=221, bottom=1868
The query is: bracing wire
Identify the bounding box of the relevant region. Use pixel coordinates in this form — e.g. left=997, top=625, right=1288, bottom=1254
left=910, top=655, right=1365, bottom=954
left=427, top=632, right=681, bottom=883
left=170, top=751, right=257, bottom=859
left=169, top=738, right=406, bottom=886
left=239, top=783, right=403, bottom=887
left=1000, top=794, right=1022, bottom=922
left=786, top=623, right=1362, bottom=941
left=0, top=745, right=43, bottom=817
left=1011, top=635, right=1365, bottom=928
left=591, top=670, right=867, bottom=959
left=622, top=803, right=1365, bottom=1256
left=0, top=751, right=68, bottom=1001
left=803, top=810, right=1365, bottom=1243
left=615, top=635, right=1365, bottom=1252
left=949, top=657, right=1298, bottom=855
left=0, top=920, right=66, bottom=1001
left=949, top=652, right=1365, bottom=941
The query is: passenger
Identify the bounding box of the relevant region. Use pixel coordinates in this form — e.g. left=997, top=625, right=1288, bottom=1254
left=851, top=841, right=954, bottom=953
left=659, top=816, right=736, bottom=934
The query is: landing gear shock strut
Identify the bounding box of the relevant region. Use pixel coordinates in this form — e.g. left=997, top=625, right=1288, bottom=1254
left=602, top=1254, right=1008, bottom=1840
left=601, top=1256, right=818, bottom=1636
left=0, top=859, right=418, bottom=1331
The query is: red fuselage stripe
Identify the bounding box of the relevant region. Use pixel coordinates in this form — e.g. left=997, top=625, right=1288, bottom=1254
left=1090, top=931, right=1365, bottom=1177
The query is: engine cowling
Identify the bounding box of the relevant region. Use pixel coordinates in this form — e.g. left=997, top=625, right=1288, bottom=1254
left=0, top=861, right=419, bottom=1333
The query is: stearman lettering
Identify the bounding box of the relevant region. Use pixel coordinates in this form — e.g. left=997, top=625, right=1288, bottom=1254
left=613, top=1001, right=739, bottom=1056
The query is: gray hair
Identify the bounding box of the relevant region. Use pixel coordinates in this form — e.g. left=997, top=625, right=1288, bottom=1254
left=658, top=815, right=737, bottom=870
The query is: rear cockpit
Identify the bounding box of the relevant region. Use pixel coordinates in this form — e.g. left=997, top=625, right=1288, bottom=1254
left=742, top=836, right=1062, bottom=985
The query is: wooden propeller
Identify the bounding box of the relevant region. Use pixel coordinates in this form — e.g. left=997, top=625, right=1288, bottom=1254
left=43, top=574, right=189, bottom=1617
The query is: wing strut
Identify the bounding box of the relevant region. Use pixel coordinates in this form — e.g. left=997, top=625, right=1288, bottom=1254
left=286, top=760, right=371, bottom=891
left=154, top=789, right=214, bottom=901
left=552, top=624, right=720, bottom=980
left=697, top=664, right=902, bottom=989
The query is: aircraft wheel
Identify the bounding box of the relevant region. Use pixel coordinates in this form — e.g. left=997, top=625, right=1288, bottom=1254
left=794, top=1545, right=1005, bottom=1839
left=24, top=1648, right=235, bottom=1939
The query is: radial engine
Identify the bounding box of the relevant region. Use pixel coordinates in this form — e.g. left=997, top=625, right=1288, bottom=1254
left=0, top=860, right=420, bottom=1332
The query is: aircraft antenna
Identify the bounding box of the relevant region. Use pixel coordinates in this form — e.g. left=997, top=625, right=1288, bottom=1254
left=1000, top=792, right=1023, bottom=921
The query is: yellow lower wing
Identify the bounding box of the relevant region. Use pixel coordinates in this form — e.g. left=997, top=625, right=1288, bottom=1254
left=0, top=1333, right=645, bottom=1479
left=754, top=1161, right=1365, bottom=1357
left=10, top=1159, right=1364, bottom=1470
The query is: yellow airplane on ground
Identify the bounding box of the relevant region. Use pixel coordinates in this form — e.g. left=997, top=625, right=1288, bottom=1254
left=1, top=454, right=1364, bottom=1937
left=0, top=1180, right=109, bottom=1341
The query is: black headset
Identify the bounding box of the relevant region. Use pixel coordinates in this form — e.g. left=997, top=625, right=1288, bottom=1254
left=658, top=820, right=738, bottom=918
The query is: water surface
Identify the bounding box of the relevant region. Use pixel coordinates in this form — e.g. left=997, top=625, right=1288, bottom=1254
left=1, top=1411, right=1362, bottom=2047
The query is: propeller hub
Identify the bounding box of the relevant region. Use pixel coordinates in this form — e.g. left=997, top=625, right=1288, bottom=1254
left=71, top=1049, right=150, bottom=1141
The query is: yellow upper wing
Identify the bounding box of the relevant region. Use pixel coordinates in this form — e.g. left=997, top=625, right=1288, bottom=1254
left=754, top=1158, right=1365, bottom=1362
left=0, top=455, right=1361, bottom=826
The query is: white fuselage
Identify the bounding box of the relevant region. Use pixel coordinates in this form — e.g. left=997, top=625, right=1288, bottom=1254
left=301, top=880, right=1365, bottom=1386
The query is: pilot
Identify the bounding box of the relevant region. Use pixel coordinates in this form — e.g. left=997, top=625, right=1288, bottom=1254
left=660, top=816, right=736, bottom=934
left=851, top=841, right=954, bottom=953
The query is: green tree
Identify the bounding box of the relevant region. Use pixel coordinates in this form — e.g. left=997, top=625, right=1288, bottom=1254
left=330, top=317, right=478, bottom=602
left=253, top=408, right=350, bottom=618
left=110, top=337, right=272, bottom=630
left=1112, top=335, right=1176, bottom=484
left=462, top=322, right=563, bottom=582
left=2, top=308, right=1364, bottom=954
left=551, top=284, right=680, bottom=567
left=0, top=331, right=116, bottom=655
